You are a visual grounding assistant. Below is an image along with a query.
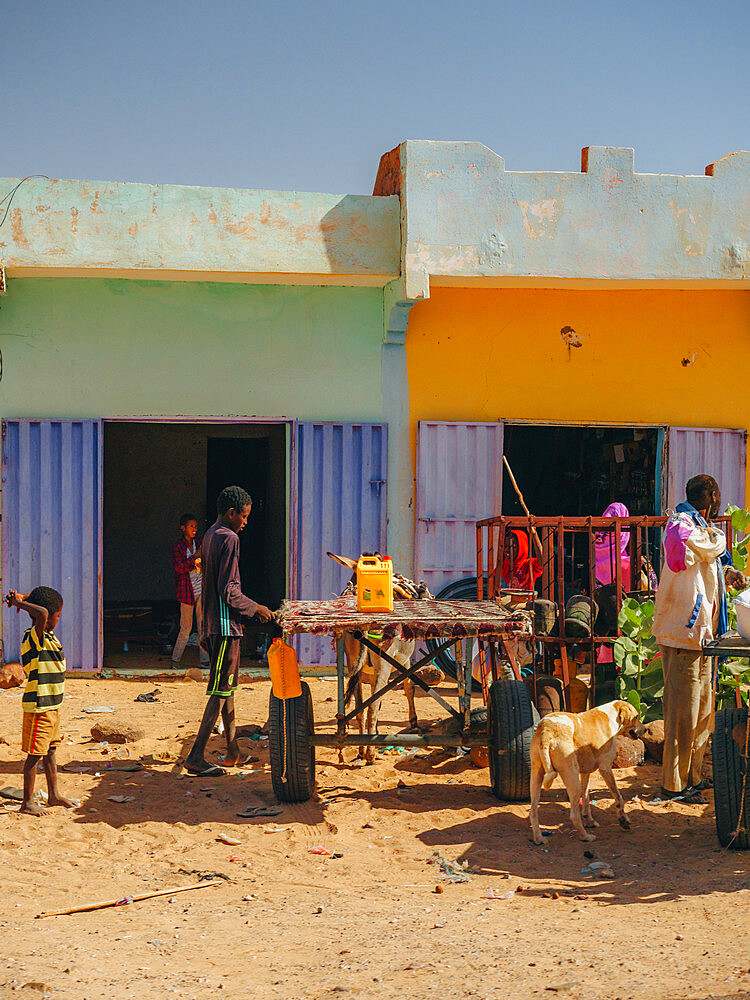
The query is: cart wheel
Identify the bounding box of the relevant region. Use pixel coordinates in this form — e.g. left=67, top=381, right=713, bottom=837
left=489, top=678, right=539, bottom=802
left=713, top=707, right=749, bottom=849
left=269, top=681, right=316, bottom=803
left=524, top=674, right=564, bottom=717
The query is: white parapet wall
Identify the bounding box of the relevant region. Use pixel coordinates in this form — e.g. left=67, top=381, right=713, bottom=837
left=375, top=141, right=750, bottom=300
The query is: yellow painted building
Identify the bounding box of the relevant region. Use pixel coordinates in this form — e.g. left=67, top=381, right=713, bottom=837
left=373, top=140, right=750, bottom=585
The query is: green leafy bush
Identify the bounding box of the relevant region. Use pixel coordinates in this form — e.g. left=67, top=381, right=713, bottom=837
left=613, top=597, right=663, bottom=722
left=724, top=504, right=750, bottom=574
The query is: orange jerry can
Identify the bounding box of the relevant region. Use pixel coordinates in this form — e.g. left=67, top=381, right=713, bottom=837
left=267, top=638, right=302, bottom=700
left=356, top=554, right=394, bottom=613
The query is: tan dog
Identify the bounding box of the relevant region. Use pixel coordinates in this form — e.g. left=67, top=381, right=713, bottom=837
left=529, top=700, right=642, bottom=845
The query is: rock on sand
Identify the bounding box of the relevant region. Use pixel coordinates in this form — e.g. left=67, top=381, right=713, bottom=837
left=90, top=720, right=145, bottom=744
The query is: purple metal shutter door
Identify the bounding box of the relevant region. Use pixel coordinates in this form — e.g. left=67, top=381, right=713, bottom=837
left=293, top=422, right=387, bottom=666
left=415, top=421, right=504, bottom=595
left=2, top=420, right=102, bottom=671
left=667, top=428, right=746, bottom=511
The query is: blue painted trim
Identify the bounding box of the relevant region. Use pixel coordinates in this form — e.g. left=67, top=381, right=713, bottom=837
left=655, top=426, right=665, bottom=513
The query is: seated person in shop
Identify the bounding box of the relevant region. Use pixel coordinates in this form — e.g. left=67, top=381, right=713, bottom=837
left=595, top=501, right=658, bottom=591
left=594, top=501, right=658, bottom=664
left=653, top=474, right=746, bottom=802
left=500, top=530, right=542, bottom=591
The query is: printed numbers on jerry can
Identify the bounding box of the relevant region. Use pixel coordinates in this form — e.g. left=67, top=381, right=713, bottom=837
left=356, top=555, right=393, bottom=613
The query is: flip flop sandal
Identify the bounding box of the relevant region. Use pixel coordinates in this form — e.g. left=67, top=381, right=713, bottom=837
left=236, top=805, right=284, bottom=818
left=184, top=764, right=226, bottom=777
left=221, top=755, right=261, bottom=767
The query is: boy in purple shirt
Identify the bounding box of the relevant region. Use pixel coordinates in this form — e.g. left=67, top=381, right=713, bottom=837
left=185, top=486, right=272, bottom=777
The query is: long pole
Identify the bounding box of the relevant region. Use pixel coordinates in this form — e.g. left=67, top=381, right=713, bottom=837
left=36, top=880, right=220, bottom=919
left=502, top=455, right=543, bottom=557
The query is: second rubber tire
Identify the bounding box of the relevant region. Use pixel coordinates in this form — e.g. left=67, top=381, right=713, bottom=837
left=713, top=707, right=749, bottom=849
left=269, top=681, right=316, bottom=803
left=488, top=678, right=539, bottom=802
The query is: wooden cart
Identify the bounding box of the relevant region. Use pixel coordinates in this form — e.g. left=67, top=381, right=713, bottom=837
left=269, top=597, right=534, bottom=804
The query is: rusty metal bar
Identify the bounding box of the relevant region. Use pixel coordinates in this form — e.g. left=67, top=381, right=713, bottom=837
left=614, top=519, right=623, bottom=618
left=336, top=636, right=346, bottom=737
left=476, top=524, right=484, bottom=599
left=477, top=514, right=731, bottom=531
left=587, top=515, right=596, bottom=711
left=488, top=639, right=499, bottom=687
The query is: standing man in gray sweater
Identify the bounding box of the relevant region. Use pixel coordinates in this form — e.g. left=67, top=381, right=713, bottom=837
left=185, top=485, right=273, bottom=777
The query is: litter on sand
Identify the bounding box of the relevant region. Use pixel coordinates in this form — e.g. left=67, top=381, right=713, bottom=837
left=108, top=795, right=135, bottom=803
left=134, top=690, right=160, bottom=703
left=581, top=862, right=615, bottom=878
left=0, top=786, right=24, bottom=801
left=216, top=834, right=242, bottom=846
left=237, top=805, right=283, bottom=818
left=264, top=825, right=292, bottom=834
left=308, top=846, right=333, bottom=856
left=82, top=706, right=117, bottom=714
left=485, top=888, right=515, bottom=900
left=427, top=851, right=474, bottom=883
left=61, top=763, right=91, bottom=774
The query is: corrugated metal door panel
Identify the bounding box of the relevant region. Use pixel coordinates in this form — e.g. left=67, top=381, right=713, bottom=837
left=667, top=427, right=747, bottom=511
left=2, top=420, right=102, bottom=671
left=292, top=422, right=387, bottom=666
left=415, top=421, right=504, bottom=596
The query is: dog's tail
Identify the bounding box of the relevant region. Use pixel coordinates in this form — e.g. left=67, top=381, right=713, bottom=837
left=539, top=737, right=557, bottom=789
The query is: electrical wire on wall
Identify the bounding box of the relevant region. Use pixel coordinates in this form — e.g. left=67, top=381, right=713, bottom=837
left=0, top=175, right=49, bottom=384
left=0, top=175, right=50, bottom=231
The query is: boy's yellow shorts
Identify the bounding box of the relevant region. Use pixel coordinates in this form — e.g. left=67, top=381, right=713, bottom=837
left=21, top=710, right=61, bottom=755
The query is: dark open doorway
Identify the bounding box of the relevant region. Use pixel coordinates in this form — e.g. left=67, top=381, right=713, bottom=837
left=103, top=421, right=287, bottom=670
left=502, top=424, right=661, bottom=518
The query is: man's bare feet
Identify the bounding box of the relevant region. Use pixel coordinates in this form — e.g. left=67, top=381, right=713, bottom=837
left=20, top=801, right=47, bottom=816
left=47, top=795, right=77, bottom=808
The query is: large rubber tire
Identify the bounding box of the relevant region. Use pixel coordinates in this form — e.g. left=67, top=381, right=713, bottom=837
left=488, top=678, right=539, bottom=802
left=269, top=682, right=316, bottom=803
left=713, top=707, right=749, bottom=850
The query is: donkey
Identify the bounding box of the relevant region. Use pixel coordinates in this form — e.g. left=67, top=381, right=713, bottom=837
left=328, top=553, right=435, bottom=763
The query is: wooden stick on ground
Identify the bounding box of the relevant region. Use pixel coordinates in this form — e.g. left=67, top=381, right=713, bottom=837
left=502, top=455, right=544, bottom=558
left=36, top=879, right=220, bottom=919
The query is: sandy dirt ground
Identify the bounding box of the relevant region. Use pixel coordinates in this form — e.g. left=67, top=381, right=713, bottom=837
left=0, top=675, right=748, bottom=1000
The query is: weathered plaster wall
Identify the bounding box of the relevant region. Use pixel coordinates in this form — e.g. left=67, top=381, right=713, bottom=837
left=407, top=285, right=750, bottom=502
left=0, top=278, right=385, bottom=420
left=384, top=142, right=750, bottom=300
left=0, top=179, right=400, bottom=283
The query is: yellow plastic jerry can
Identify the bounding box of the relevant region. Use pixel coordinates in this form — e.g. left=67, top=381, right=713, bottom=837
left=356, top=554, right=394, bottom=613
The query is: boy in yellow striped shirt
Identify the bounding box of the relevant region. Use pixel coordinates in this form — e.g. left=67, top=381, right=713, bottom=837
left=6, top=586, right=75, bottom=816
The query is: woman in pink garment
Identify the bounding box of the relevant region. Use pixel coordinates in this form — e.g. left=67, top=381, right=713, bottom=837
left=595, top=502, right=631, bottom=664
left=595, top=501, right=631, bottom=587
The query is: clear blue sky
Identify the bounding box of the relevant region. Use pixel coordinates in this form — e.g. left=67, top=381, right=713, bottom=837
left=3, top=1, right=748, bottom=194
